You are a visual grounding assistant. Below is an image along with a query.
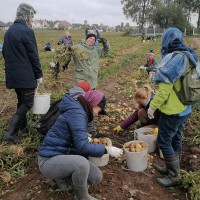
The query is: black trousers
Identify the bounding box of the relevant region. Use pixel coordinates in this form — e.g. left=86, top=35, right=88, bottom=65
left=15, top=88, right=35, bottom=119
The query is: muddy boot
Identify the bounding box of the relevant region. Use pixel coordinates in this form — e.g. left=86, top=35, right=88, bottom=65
left=73, top=185, right=98, bottom=200
left=156, top=155, right=181, bottom=187
left=54, top=178, right=72, bottom=192
left=154, top=151, right=181, bottom=175
left=154, top=163, right=168, bottom=175
left=3, top=115, right=22, bottom=144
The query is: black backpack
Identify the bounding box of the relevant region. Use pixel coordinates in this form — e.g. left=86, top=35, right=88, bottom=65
left=34, top=99, right=61, bottom=135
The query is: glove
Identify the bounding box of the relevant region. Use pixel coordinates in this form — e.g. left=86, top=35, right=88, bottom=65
left=106, top=146, right=123, bottom=158
left=37, top=78, right=43, bottom=84
left=98, top=37, right=106, bottom=44
left=88, top=136, right=92, bottom=142
left=147, top=107, right=155, bottom=119
left=113, top=125, right=122, bottom=134
left=139, top=66, right=146, bottom=70
left=50, top=62, right=56, bottom=68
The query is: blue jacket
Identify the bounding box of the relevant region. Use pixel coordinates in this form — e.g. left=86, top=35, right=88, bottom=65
left=39, top=94, right=105, bottom=157
left=3, top=20, right=43, bottom=89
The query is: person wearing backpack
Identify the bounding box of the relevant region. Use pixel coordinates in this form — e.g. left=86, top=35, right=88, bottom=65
left=147, top=27, right=200, bottom=187
left=35, top=81, right=99, bottom=136
left=38, top=90, right=123, bottom=199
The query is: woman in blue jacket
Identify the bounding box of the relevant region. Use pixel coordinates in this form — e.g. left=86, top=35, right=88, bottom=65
left=38, top=90, right=123, bottom=200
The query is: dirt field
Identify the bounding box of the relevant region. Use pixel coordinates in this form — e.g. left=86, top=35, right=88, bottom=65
left=0, top=38, right=200, bottom=200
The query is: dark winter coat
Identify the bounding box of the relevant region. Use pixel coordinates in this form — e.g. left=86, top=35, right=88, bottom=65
left=39, top=94, right=105, bottom=158
left=3, top=20, right=43, bottom=89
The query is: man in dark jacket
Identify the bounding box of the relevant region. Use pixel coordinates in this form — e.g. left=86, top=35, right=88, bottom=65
left=3, top=3, right=43, bottom=143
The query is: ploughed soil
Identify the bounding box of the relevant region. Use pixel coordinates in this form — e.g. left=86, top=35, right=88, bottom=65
left=0, top=38, right=200, bottom=200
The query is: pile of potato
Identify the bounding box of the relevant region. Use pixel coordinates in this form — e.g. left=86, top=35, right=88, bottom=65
left=90, top=137, right=111, bottom=146
left=124, top=141, right=147, bottom=152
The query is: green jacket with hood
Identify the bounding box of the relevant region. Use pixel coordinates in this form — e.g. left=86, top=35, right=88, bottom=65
left=73, top=40, right=109, bottom=89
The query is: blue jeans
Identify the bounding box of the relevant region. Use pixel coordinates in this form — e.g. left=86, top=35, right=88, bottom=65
left=157, top=113, right=190, bottom=158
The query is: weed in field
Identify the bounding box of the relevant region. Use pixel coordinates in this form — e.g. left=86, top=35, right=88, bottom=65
left=182, top=170, right=200, bottom=200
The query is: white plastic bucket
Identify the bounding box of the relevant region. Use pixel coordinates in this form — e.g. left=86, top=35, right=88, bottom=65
left=134, top=127, right=157, bottom=153
left=89, top=154, right=109, bottom=167
left=32, top=93, right=51, bottom=114
left=124, top=140, right=148, bottom=172
left=88, top=138, right=111, bottom=167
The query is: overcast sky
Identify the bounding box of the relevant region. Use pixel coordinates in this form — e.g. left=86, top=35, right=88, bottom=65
left=0, top=0, right=198, bottom=27
left=0, top=0, right=137, bottom=27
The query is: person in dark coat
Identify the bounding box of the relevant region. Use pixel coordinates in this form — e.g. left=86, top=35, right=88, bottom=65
left=3, top=3, right=43, bottom=143
left=38, top=90, right=123, bottom=200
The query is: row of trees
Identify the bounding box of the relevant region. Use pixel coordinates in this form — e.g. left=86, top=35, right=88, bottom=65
left=121, top=0, right=200, bottom=33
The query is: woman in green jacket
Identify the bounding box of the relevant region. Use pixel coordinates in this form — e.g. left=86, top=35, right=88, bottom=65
left=72, top=34, right=109, bottom=89
left=54, top=33, right=109, bottom=89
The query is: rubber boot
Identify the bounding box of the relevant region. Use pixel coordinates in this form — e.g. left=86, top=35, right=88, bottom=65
left=3, top=115, right=22, bottom=144
left=20, top=117, right=29, bottom=133
left=154, top=151, right=181, bottom=175
left=54, top=178, right=72, bottom=192
left=154, top=164, right=168, bottom=175
left=156, top=155, right=181, bottom=187
left=73, top=185, right=98, bottom=200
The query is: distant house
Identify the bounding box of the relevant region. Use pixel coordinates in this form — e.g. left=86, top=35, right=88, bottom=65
left=54, top=21, right=71, bottom=30
left=0, top=21, right=6, bottom=30
left=32, top=19, right=49, bottom=29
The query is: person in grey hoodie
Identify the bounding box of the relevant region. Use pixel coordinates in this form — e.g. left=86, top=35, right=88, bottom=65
left=3, top=3, right=43, bottom=144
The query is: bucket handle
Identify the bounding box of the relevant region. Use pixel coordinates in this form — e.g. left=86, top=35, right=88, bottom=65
left=35, top=83, right=47, bottom=95
left=121, top=165, right=133, bottom=171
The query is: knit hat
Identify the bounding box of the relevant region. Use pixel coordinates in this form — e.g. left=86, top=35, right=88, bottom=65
left=76, top=81, right=91, bottom=92
left=84, top=90, right=107, bottom=115
left=16, top=3, right=36, bottom=23
left=86, top=33, right=97, bottom=42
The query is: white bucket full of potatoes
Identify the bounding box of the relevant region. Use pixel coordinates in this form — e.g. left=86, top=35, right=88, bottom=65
left=123, top=140, right=148, bottom=172
left=89, top=137, right=112, bottom=167
left=134, top=127, right=157, bottom=153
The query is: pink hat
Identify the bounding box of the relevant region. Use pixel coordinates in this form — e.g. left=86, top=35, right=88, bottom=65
left=84, top=90, right=107, bottom=115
